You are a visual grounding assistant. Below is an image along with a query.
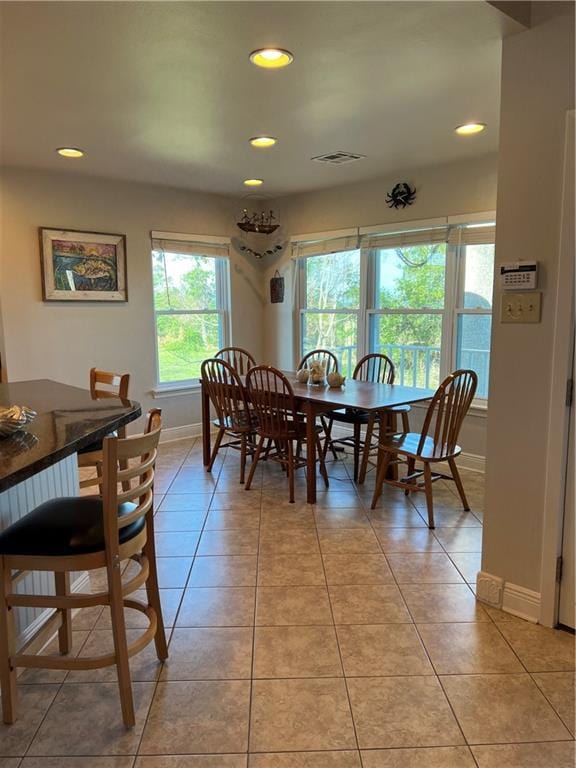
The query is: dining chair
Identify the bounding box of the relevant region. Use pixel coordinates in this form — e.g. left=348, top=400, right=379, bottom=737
left=298, top=349, right=339, bottom=458
left=245, top=365, right=329, bottom=502
left=323, top=353, right=412, bottom=483
left=370, top=369, right=478, bottom=528
left=0, top=410, right=166, bottom=728
left=78, top=368, right=131, bottom=491
left=201, top=358, right=257, bottom=483
left=216, top=346, right=256, bottom=375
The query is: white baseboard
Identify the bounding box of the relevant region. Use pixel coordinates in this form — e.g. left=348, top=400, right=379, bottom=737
left=17, top=572, right=91, bottom=651
left=476, top=569, right=540, bottom=623
left=159, top=423, right=203, bottom=443
left=456, top=452, right=485, bottom=474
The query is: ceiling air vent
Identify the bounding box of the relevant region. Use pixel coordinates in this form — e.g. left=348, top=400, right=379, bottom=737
left=311, top=151, right=366, bottom=165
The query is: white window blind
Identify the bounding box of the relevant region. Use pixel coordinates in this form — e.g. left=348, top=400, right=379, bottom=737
left=448, top=224, right=496, bottom=246
left=362, top=226, right=449, bottom=250
left=291, top=228, right=359, bottom=259
left=151, top=231, right=229, bottom=259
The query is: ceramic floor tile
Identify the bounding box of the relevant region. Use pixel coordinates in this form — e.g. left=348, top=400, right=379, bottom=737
left=135, top=757, right=246, bottom=767
left=21, top=759, right=135, bottom=768
left=329, top=584, right=411, bottom=624
left=347, top=676, right=464, bottom=749
left=204, top=509, right=261, bottom=529
left=366, top=508, right=427, bottom=528
left=387, top=553, right=464, bottom=584
left=373, top=527, right=443, bottom=553
left=322, top=554, right=394, bottom=585
left=156, top=557, right=193, bottom=588
left=256, top=586, right=333, bottom=625
left=337, top=623, right=433, bottom=676
left=399, top=583, right=488, bottom=622
left=154, top=531, right=200, bottom=556
left=161, top=627, right=253, bottom=680
left=153, top=511, right=206, bottom=532
left=65, top=629, right=164, bottom=682
left=532, top=671, right=575, bottom=733
left=257, top=553, right=326, bottom=586
left=420, top=509, right=481, bottom=528
left=19, top=630, right=89, bottom=684
left=28, top=682, right=154, bottom=755
left=259, top=528, right=320, bottom=555
left=448, top=552, right=481, bottom=583
left=317, top=528, right=381, bottom=554
left=176, top=587, right=256, bottom=626
left=0, top=684, right=59, bottom=756
left=417, top=622, right=524, bottom=674
left=249, top=678, right=356, bottom=752
left=313, top=508, right=371, bottom=528
left=249, top=753, right=361, bottom=768
left=210, top=492, right=261, bottom=511
left=313, top=491, right=364, bottom=510
left=95, top=589, right=182, bottom=629
left=360, top=747, right=476, bottom=768
left=471, top=741, right=575, bottom=768
left=497, top=622, right=576, bottom=671
left=441, top=673, right=572, bottom=744
left=197, top=529, right=259, bottom=555
left=158, top=494, right=213, bottom=512
left=254, top=625, right=343, bottom=678
left=189, top=555, right=258, bottom=587
left=139, top=680, right=250, bottom=754
left=434, top=528, right=483, bottom=553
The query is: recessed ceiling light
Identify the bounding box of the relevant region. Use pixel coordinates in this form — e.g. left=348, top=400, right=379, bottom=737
left=243, top=178, right=264, bottom=187
left=56, top=147, right=85, bottom=158
left=249, top=48, right=293, bottom=69
left=454, top=123, right=486, bottom=136
left=249, top=136, right=277, bottom=148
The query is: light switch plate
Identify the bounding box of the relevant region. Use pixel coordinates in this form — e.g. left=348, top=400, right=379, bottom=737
left=500, top=291, right=542, bottom=323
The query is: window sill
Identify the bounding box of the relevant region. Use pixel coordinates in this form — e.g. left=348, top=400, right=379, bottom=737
left=410, top=399, right=488, bottom=418
left=151, top=383, right=201, bottom=399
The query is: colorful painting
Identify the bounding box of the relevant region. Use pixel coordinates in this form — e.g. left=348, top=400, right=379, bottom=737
left=40, top=228, right=127, bottom=302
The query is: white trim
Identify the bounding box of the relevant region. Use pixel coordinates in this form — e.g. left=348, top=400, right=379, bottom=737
left=476, top=570, right=504, bottom=607
left=151, top=230, right=230, bottom=245
left=359, top=216, right=448, bottom=237
left=151, top=384, right=201, bottom=399
left=540, top=110, right=575, bottom=628
left=290, top=227, right=358, bottom=244
left=502, top=583, right=541, bottom=624
left=159, top=422, right=218, bottom=443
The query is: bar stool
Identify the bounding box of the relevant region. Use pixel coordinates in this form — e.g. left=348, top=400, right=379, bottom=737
left=0, top=409, right=166, bottom=728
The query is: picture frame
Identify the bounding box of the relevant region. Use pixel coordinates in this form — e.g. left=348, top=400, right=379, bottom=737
left=39, top=227, right=128, bottom=302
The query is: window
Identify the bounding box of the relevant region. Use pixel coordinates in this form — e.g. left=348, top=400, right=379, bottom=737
left=296, top=218, right=495, bottom=402
left=298, top=238, right=361, bottom=377
left=152, top=233, right=230, bottom=385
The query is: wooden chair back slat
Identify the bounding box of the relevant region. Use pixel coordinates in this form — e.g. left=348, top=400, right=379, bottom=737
left=353, top=353, right=395, bottom=384
left=201, top=358, right=252, bottom=431
left=418, top=370, right=478, bottom=457
left=215, top=347, right=256, bottom=376
left=90, top=368, right=130, bottom=400
left=246, top=366, right=298, bottom=440
left=298, top=349, right=339, bottom=375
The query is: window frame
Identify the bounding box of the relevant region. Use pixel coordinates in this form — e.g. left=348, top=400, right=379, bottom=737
left=151, top=240, right=231, bottom=391
left=295, top=216, right=494, bottom=406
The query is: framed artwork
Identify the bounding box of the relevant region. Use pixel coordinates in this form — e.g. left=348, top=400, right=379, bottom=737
left=39, top=228, right=127, bottom=302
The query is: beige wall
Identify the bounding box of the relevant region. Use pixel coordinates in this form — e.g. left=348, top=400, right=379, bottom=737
left=0, top=167, right=265, bottom=429
left=263, top=154, right=499, bottom=458
left=483, top=2, right=575, bottom=593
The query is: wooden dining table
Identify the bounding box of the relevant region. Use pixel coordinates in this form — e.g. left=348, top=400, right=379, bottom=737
left=201, top=371, right=435, bottom=504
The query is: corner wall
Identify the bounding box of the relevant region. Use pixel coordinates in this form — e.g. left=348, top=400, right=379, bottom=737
left=480, top=2, right=575, bottom=611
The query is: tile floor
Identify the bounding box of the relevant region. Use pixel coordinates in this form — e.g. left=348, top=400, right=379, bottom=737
left=1, top=438, right=575, bottom=767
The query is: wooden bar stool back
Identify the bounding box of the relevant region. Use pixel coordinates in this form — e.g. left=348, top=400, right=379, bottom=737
left=371, top=369, right=478, bottom=528
left=216, top=347, right=256, bottom=375
left=0, top=411, right=166, bottom=728
left=201, top=358, right=257, bottom=483
left=245, top=366, right=329, bottom=502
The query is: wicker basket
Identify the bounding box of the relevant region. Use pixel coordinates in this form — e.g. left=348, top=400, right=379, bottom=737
left=270, top=270, right=285, bottom=304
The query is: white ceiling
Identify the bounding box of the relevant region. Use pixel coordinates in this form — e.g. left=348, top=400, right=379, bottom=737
left=0, top=1, right=503, bottom=197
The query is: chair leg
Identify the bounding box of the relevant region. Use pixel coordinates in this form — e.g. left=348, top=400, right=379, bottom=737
left=239, top=434, right=247, bottom=484
left=0, top=557, right=17, bottom=724
left=207, top=428, right=225, bottom=473
left=143, top=518, right=168, bottom=662
left=321, top=416, right=339, bottom=461
left=448, top=457, right=470, bottom=511
left=370, top=451, right=392, bottom=510
left=107, top=558, right=135, bottom=728
left=423, top=463, right=435, bottom=529
left=287, top=440, right=295, bottom=503
left=245, top=436, right=264, bottom=490
left=55, top=572, right=72, bottom=655
left=405, top=458, right=416, bottom=496
left=315, top=433, right=330, bottom=488
left=352, top=422, right=361, bottom=483
left=401, top=410, right=410, bottom=433
left=358, top=415, right=375, bottom=484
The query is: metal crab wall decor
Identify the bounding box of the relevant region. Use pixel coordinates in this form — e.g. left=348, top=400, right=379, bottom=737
left=386, top=182, right=417, bottom=209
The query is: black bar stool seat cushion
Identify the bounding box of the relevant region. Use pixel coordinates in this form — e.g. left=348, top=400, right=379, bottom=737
left=0, top=497, right=142, bottom=557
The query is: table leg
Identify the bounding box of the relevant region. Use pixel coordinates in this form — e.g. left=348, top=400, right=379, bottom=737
left=305, top=402, right=317, bottom=504
left=378, top=410, right=397, bottom=480
left=201, top=380, right=211, bottom=467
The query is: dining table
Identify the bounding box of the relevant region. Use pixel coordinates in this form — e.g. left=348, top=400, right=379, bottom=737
left=201, top=370, right=435, bottom=504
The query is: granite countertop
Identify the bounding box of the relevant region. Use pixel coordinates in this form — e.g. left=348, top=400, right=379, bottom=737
left=0, top=379, right=141, bottom=492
